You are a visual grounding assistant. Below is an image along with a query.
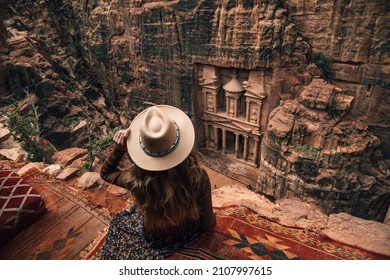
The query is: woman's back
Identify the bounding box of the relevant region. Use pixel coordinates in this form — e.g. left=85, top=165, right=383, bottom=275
left=128, top=151, right=203, bottom=233
left=99, top=105, right=215, bottom=259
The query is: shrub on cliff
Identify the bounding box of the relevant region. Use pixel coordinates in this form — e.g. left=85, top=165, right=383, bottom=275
left=308, top=52, right=331, bottom=72
left=3, top=98, right=54, bottom=163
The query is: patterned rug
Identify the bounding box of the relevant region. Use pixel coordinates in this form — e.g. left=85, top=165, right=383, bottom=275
left=86, top=205, right=388, bottom=260
left=0, top=169, right=110, bottom=260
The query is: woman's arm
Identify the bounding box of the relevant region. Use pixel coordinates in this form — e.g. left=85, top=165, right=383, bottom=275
left=100, top=145, right=127, bottom=185
left=100, top=127, right=131, bottom=186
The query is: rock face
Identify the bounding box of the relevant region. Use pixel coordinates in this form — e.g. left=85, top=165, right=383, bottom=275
left=286, top=0, right=390, bottom=157
left=0, top=119, right=27, bottom=162
left=1, top=0, right=388, bottom=148
left=1, top=1, right=389, bottom=220
left=257, top=78, right=389, bottom=220
left=3, top=1, right=385, bottom=144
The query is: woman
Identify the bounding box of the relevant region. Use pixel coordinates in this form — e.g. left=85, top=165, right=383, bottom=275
left=100, top=105, right=216, bottom=259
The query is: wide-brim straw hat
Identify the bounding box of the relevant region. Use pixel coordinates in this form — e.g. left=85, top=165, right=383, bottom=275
left=127, top=105, right=195, bottom=171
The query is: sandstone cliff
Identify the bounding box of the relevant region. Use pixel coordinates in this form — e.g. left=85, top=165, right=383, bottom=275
left=0, top=0, right=389, bottom=220
left=257, top=78, right=389, bottom=220
left=287, top=0, right=390, bottom=156
left=1, top=0, right=388, bottom=151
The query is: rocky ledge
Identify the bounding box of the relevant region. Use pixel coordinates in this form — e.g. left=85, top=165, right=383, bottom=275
left=1, top=144, right=389, bottom=258
left=213, top=184, right=390, bottom=257
left=257, top=78, right=390, bottom=221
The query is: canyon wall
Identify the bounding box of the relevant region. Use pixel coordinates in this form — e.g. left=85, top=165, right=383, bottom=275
left=0, top=0, right=389, bottom=219
left=258, top=78, right=389, bottom=219
left=1, top=0, right=389, bottom=149
left=1, top=0, right=388, bottom=153
left=286, top=0, right=390, bottom=157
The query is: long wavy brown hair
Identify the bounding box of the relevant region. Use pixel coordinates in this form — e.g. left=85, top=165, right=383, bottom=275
left=127, top=150, right=203, bottom=231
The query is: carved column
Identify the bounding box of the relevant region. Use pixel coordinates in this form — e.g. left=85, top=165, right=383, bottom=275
left=234, top=133, right=240, bottom=158
left=246, top=100, right=251, bottom=122
left=226, top=96, right=230, bottom=115
left=203, top=90, right=207, bottom=112
left=253, top=138, right=260, bottom=165
left=214, top=93, right=218, bottom=113
left=222, top=129, right=226, bottom=155
left=213, top=126, right=218, bottom=151
left=243, top=135, right=249, bottom=161
left=257, top=101, right=262, bottom=125
left=234, top=97, right=238, bottom=118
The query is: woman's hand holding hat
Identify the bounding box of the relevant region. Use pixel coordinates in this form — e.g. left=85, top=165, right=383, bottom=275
left=113, top=127, right=131, bottom=151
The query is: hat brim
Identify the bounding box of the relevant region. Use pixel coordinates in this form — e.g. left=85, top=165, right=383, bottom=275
left=127, top=105, right=195, bottom=171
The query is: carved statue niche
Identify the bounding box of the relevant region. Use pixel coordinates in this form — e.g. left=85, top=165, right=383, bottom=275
left=228, top=98, right=235, bottom=117
left=208, top=125, right=215, bottom=149
left=206, top=93, right=214, bottom=112
left=249, top=103, right=259, bottom=124
left=243, top=79, right=266, bottom=130
left=248, top=138, right=256, bottom=160
left=199, top=65, right=220, bottom=114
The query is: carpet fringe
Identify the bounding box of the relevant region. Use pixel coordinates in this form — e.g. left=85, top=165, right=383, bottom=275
left=79, top=227, right=108, bottom=260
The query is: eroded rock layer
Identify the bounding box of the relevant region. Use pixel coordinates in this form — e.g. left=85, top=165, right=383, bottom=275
left=0, top=0, right=389, bottom=219
left=257, top=78, right=389, bottom=220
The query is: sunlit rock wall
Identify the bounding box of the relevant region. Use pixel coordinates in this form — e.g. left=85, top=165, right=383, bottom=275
left=1, top=0, right=388, bottom=155
left=257, top=78, right=388, bottom=220
left=0, top=0, right=389, bottom=219
left=286, top=0, right=390, bottom=157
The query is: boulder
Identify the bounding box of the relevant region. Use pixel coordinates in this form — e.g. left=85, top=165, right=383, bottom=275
left=17, top=162, right=45, bottom=176
left=322, top=212, right=390, bottom=257
left=76, top=172, right=103, bottom=189
left=42, top=164, right=62, bottom=176
left=0, top=126, right=11, bottom=142
left=56, top=167, right=80, bottom=180
left=0, top=147, right=27, bottom=162
left=52, top=148, right=88, bottom=167
left=106, top=184, right=129, bottom=197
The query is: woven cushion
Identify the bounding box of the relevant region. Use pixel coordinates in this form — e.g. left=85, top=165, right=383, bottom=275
left=0, top=169, right=46, bottom=245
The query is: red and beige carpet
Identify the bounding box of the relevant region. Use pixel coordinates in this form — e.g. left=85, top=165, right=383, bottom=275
left=86, top=205, right=388, bottom=260
left=0, top=169, right=110, bottom=260
left=1, top=168, right=387, bottom=260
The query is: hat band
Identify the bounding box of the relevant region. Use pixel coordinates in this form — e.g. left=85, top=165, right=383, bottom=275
left=139, top=121, right=180, bottom=158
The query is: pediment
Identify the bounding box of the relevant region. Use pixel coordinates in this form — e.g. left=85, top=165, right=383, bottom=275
left=202, top=113, right=255, bottom=133
left=244, top=83, right=266, bottom=99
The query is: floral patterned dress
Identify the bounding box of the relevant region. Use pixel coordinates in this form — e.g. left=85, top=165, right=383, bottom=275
left=100, top=205, right=202, bottom=260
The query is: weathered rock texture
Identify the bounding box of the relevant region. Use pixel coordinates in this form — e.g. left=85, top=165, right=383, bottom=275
left=1, top=0, right=388, bottom=147
left=286, top=0, right=390, bottom=157
left=0, top=0, right=389, bottom=220
left=257, top=78, right=389, bottom=220
left=0, top=2, right=347, bottom=140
